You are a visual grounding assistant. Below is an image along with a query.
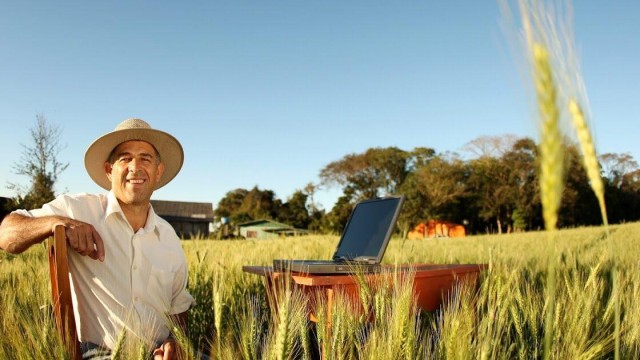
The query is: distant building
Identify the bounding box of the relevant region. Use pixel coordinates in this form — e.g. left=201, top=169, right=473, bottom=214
left=408, top=220, right=466, bottom=239
left=150, top=200, right=214, bottom=239
left=237, top=219, right=308, bottom=239
left=0, top=197, right=11, bottom=222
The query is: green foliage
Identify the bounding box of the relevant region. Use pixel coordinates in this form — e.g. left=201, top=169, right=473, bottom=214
left=214, top=186, right=282, bottom=225
left=210, top=138, right=640, bottom=236
left=214, top=187, right=324, bottom=233
left=276, top=190, right=311, bottom=229
left=315, top=137, right=640, bottom=236
left=319, top=146, right=415, bottom=200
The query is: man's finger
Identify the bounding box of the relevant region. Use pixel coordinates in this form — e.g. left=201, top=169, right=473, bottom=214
left=153, top=348, right=164, bottom=360
left=66, top=228, right=78, bottom=250
left=77, top=233, right=89, bottom=254
left=91, top=228, right=105, bottom=262
left=163, top=341, right=175, bottom=360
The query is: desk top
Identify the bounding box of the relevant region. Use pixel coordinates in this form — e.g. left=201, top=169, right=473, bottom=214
left=242, top=263, right=486, bottom=286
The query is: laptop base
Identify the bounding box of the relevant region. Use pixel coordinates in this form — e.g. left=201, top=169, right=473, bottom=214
left=273, top=259, right=382, bottom=274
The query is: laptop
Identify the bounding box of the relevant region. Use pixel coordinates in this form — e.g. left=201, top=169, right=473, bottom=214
left=272, top=195, right=404, bottom=274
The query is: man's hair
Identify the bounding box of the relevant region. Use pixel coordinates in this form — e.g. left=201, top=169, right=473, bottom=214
left=107, top=141, right=162, bottom=165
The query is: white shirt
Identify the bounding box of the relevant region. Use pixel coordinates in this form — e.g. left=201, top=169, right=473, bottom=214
left=16, top=191, right=195, bottom=349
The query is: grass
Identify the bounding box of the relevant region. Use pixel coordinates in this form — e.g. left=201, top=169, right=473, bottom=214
left=2, top=224, right=640, bottom=359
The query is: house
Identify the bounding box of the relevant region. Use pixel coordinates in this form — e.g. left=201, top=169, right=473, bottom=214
left=408, top=220, right=466, bottom=239
left=150, top=200, right=214, bottom=239
left=0, top=197, right=11, bottom=222
left=237, top=219, right=308, bottom=239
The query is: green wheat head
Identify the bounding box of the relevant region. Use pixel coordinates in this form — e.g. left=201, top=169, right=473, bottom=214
left=533, top=42, right=564, bottom=231
left=568, top=99, right=609, bottom=227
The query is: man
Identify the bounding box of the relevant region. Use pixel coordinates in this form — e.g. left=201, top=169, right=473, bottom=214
left=0, top=119, right=195, bottom=359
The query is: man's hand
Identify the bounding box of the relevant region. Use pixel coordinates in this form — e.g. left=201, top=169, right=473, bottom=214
left=58, top=219, right=105, bottom=262
left=0, top=213, right=105, bottom=260
left=153, top=338, right=181, bottom=360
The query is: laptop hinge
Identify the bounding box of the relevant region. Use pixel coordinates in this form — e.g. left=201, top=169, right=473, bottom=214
left=353, top=256, right=377, bottom=264
left=333, top=256, right=377, bottom=264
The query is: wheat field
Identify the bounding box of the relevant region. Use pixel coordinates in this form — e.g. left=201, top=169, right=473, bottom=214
left=1, top=222, right=640, bottom=359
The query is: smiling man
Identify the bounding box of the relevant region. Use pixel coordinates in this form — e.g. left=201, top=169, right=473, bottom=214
left=0, top=119, right=194, bottom=360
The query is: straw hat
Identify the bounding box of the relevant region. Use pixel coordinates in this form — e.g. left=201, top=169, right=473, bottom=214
left=84, top=118, right=184, bottom=190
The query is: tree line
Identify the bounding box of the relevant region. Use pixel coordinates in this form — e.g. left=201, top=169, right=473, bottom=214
left=215, top=134, right=640, bottom=236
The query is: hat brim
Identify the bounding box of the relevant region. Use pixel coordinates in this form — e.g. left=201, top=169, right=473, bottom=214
left=84, top=128, right=183, bottom=190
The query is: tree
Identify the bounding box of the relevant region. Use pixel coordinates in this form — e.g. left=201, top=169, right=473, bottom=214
left=465, top=155, right=511, bottom=233
left=502, top=138, right=540, bottom=231
left=462, top=134, right=519, bottom=159
left=599, top=152, right=640, bottom=223
left=238, top=186, right=281, bottom=220
left=277, top=190, right=311, bottom=229
left=214, top=186, right=282, bottom=225
left=8, top=115, right=68, bottom=209
left=322, top=191, right=356, bottom=234
left=319, top=147, right=410, bottom=201
left=600, top=152, right=639, bottom=189
left=214, top=188, right=250, bottom=223
left=558, top=143, right=601, bottom=227
left=414, top=153, right=467, bottom=219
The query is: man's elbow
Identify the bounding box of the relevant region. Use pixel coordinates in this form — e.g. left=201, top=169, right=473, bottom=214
left=0, top=230, right=24, bottom=254
left=0, top=217, right=27, bottom=254
left=0, top=236, right=24, bottom=254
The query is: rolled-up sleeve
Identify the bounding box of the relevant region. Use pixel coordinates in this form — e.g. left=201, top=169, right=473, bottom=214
left=13, top=195, right=71, bottom=218
left=170, top=258, right=195, bottom=314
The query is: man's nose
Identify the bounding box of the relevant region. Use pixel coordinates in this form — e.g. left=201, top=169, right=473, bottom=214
left=128, top=159, right=142, bottom=172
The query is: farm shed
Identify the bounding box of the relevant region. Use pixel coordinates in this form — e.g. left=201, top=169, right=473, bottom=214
left=150, top=200, right=214, bottom=239
left=0, top=197, right=10, bottom=221
left=238, top=219, right=308, bottom=239
left=408, top=220, right=466, bottom=239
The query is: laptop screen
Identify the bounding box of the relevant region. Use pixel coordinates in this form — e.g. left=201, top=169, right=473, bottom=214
left=333, top=196, right=404, bottom=261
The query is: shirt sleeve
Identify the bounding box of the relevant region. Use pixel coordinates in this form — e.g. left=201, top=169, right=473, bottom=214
left=170, top=253, right=196, bottom=315
left=12, top=195, right=71, bottom=218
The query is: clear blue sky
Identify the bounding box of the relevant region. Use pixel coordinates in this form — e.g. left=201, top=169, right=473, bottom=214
left=1, top=1, right=638, bottom=211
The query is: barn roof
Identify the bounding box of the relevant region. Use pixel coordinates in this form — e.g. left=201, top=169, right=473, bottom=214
left=150, top=200, right=214, bottom=221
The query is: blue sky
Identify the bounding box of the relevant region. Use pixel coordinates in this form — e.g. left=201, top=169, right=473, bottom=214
left=1, top=1, right=638, bottom=211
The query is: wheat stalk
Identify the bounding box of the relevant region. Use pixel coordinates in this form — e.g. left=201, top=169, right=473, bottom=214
left=111, top=328, right=127, bottom=360
left=532, top=43, right=564, bottom=231
left=568, top=99, right=609, bottom=228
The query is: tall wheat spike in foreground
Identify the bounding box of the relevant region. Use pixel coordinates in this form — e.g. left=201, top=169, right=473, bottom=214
left=568, top=99, right=609, bottom=228
left=533, top=43, right=563, bottom=231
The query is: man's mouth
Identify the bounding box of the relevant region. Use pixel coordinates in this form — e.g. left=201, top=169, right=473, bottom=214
left=127, top=179, right=146, bottom=184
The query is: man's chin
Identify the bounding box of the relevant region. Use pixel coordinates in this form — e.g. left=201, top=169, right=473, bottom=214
left=118, top=193, right=152, bottom=206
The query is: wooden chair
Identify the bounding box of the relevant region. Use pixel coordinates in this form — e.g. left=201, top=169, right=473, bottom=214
left=48, top=224, right=81, bottom=360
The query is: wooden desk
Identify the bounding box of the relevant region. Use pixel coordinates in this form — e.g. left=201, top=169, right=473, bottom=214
left=243, top=264, right=486, bottom=321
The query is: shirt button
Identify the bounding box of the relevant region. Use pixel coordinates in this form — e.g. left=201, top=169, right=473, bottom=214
left=133, top=265, right=138, bottom=270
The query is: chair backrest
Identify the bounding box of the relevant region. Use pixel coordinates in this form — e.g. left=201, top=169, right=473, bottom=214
left=48, top=224, right=81, bottom=360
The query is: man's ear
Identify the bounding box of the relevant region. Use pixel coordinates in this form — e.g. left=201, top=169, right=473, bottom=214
left=156, top=162, right=165, bottom=182
left=104, top=162, right=113, bottom=181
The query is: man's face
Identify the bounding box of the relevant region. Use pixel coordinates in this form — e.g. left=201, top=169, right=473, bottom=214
left=105, top=140, right=165, bottom=206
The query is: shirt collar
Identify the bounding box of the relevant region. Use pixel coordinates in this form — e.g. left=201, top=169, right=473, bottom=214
left=105, top=190, right=159, bottom=235
left=105, top=190, right=122, bottom=220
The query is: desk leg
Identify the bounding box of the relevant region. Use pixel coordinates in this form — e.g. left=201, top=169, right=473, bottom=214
left=321, top=288, right=334, bottom=360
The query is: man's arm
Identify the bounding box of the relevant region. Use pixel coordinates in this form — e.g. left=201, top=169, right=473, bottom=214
left=153, top=311, right=189, bottom=360
left=169, top=311, right=189, bottom=336
left=0, top=213, right=105, bottom=261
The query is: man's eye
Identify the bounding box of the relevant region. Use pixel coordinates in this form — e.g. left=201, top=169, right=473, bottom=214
left=119, top=157, right=132, bottom=163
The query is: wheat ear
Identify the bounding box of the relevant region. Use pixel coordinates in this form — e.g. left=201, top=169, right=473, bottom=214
left=568, top=100, right=619, bottom=360
left=568, top=99, right=609, bottom=228
left=110, top=328, right=126, bottom=360
left=533, top=43, right=564, bottom=231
